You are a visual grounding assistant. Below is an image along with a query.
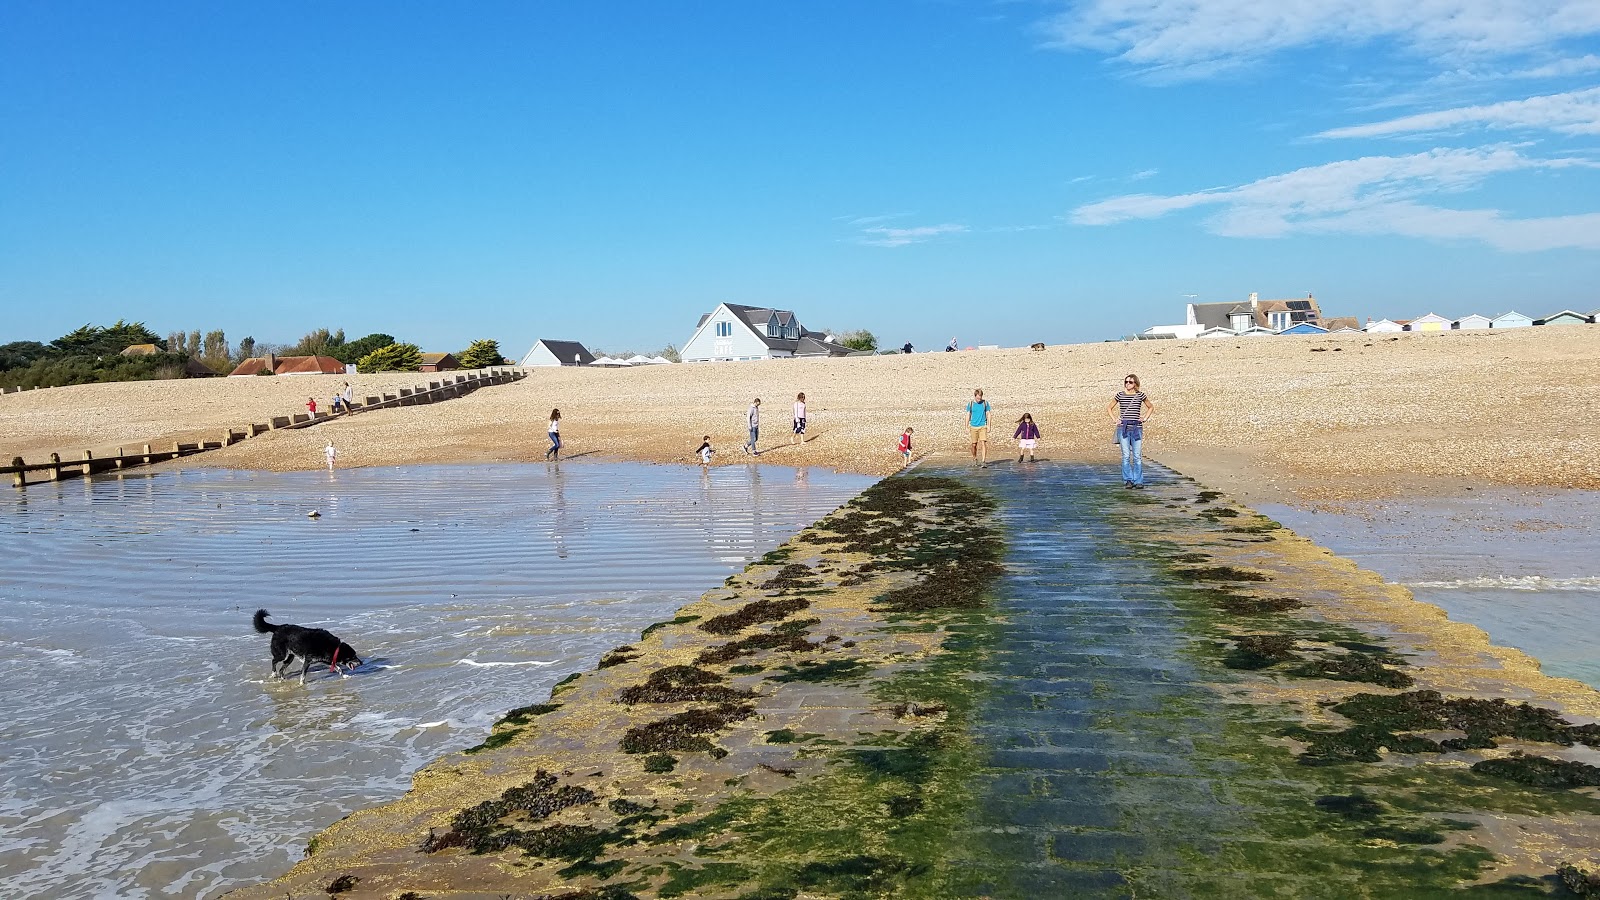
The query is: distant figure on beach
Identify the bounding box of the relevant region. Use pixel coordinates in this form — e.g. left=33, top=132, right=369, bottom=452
left=697, top=435, right=714, bottom=466
left=898, top=427, right=914, bottom=466
left=545, top=408, right=562, bottom=461
left=341, top=382, right=354, bottom=410
left=792, top=393, right=807, bottom=446
left=330, top=393, right=344, bottom=414
left=324, top=442, right=337, bottom=469
left=946, top=337, right=958, bottom=352
left=744, top=398, right=760, bottom=455
left=966, top=388, right=992, bottom=467
left=306, top=397, right=317, bottom=416
left=902, top=342, right=913, bottom=354
left=1108, top=374, right=1153, bottom=489
left=1014, top=413, right=1041, bottom=463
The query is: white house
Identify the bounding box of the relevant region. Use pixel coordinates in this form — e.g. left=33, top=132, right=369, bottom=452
left=1365, top=319, right=1405, bottom=333
left=1491, top=311, right=1533, bottom=328
left=1454, top=315, right=1492, bottom=330
left=1406, top=313, right=1452, bottom=332
left=521, top=339, right=595, bottom=367
left=682, top=303, right=855, bottom=362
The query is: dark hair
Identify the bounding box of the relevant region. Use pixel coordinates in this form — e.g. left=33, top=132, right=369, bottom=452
left=1016, top=413, right=1033, bottom=423
left=796, top=392, right=805, bottom=401
left=550, top=408, right=560, bottom=419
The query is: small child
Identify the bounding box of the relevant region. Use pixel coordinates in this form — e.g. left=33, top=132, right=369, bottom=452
left=696, top=435, right=714, bottom=466
left=324, top=441, right=337, bottom=469
left=331, top=394, right=344, bottom=414
left=897, top=427, right=913, bottom=466
left=1013, top=413, right=1041, bottom=462
left=306, top=397, right=317, bottom=416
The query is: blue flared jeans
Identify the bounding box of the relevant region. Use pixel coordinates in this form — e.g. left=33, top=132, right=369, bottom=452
left=1116, top=423, right=1143, bottom=486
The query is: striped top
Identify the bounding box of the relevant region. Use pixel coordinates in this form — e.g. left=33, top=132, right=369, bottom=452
left=1114, top=391, right=1147, bottom=423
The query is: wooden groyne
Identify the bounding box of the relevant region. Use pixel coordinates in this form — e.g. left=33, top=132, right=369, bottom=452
left=3, top=368, right=525, bottom=488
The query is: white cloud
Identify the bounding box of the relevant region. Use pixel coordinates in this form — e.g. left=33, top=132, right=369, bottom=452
left=1515, top=54, right=1600, bottom=78
left=1042, top=1, right=1600, bottom=78
left=857, top=223, right=967, bottom=247
left=1129, top=168, right=1160, bottom=180
left=1070, top=145, right=1600, bottom=251
left=1319, top=87, right=1600, bottom=138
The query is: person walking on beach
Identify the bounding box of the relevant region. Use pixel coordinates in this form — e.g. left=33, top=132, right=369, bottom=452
left=696, top=435, right=714, bottom=467
left=966, top=389, right=992, bottom=467
left=897, top=427, right=914, bottom=467
left=744, top=398, right=761, bottom=455
left=341, top=382, right=355, bottom=411
left=324, top=441, right=337, bottom=470
left=792, top=393, right=807, bottom=446
left=1108, top=374, right=1154, bottom=488
left=545, top=408, right=562, bottom=461
left=306, top=397, right=317, bottom=416
left=1013, top=413, right=1041, bottom=463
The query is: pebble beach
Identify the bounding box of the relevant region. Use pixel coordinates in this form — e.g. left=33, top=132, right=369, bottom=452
left=3, top=326, right=1598, bottom=505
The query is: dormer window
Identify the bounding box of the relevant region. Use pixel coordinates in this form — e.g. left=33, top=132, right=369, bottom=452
left=1229, top=313, right=1252, bottom=331
left=1269, top=311, right=1291, bottom=330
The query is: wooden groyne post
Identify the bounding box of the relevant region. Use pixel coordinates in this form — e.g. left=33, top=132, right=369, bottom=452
left=1, top=368, right=527, bottom=488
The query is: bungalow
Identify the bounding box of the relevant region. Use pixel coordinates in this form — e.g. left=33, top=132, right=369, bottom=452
left=520, top=339, right=595, bottom=367
left=1196, top=327, right=1237, bottom=339
left=228, top=354, right=345, bottom=376
left=1406, top=313, right=1452, bottom=332
left=1454, top=314, right=1493, bottom=330
left=1535, top=310, right=1592, bottom=326
left=1491, top=311, right=1533, bottom=329
left=1364, top=319, right=1405, bottom=333
left=419, top=353, right=459, bottom=373
left=682, top=303, right=854, bottom=362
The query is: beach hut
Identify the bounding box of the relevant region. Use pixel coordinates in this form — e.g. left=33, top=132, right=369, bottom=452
left=1454, top=314, right=1492, bottom=330
left=1535, top=310, right=1592, bottom=326
left=419, top=353, right=459, bottom=373
left=1234, top=325, right=1277, bottom=338
left=623, top=354, right=653, bottom=366
left=1406, top=313, right=1452, bottom=332
left=1277, top=322, right=1329, bottom=336
left=645, top=355, right=674, bottom=365
left=1196, top=327, right=1236, bottom=339
left=1364, top=319, right=1404, bottom=333
left=1491, top=311, right=1533, bottom=329
left=589, top=356, right=630, bottom=367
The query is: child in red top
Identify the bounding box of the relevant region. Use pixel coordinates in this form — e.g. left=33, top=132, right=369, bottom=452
left=307, top=397, right=317, bottom=415
left=897, top=427, right=913, bottom=466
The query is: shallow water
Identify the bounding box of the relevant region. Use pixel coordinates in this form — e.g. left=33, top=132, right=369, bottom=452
left=0, top=462, right=873, bottom=900
left=1262, top=488, right=1600, bottom=690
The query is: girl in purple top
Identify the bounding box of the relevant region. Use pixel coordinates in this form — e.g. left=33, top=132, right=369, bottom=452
left=1013, top=413, right=1041, bottom=463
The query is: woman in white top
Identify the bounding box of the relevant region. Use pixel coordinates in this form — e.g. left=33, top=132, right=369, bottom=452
left=792, top=392, right=807, bottom=445
left=545, top=408, right=562, bottom=461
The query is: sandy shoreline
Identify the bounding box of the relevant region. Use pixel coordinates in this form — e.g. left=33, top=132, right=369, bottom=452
left=3, top=327, right=1598, bottom=506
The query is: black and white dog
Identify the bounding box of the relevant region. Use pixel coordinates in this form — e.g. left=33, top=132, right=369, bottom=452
left=252, top=609, right=363, bottom=683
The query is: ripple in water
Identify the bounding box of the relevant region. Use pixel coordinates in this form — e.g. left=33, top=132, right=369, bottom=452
left=0, top=461, right=874, bottom=899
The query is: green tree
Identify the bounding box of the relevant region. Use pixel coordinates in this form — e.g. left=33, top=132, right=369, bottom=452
left=0, top=341, right=51, bottom=371
left=656, top=344, right=681, bottom=362
left=357, top=342, right=422, bottom=373
left=50, top=320, right=163, bottom=356
left=202, top=330, right=229, bottom=372
left=456, top=339, right=502, bottom=369
left=334, top=332, right=395, bottom=364
left=234, top=336, right=257, bottom=364
left=838, top=329, right=877, bottom=352
left=287, top=327, right=346, bottom=358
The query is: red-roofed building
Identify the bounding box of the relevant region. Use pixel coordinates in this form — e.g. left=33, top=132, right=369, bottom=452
left=228, top=354, right=347, bottom=376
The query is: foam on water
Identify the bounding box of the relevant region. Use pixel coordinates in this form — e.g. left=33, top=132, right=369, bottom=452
left=1262, top=486, right=1600, bottom=690
left=0, top=461, right=873, bottom=899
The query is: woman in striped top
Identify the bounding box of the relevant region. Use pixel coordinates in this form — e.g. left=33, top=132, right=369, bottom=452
left=1106, top=374, right=1154, bottom=488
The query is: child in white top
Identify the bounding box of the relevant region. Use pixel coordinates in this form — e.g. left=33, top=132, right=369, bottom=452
left=696, top=435, right=714, bottom=466
left=792, top=392, right=807, bottom=445
left=324, top=442, right=337, bottom=469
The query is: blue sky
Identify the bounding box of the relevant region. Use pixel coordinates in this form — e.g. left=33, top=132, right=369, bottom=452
left=3, top=1, right=1597, bottom=354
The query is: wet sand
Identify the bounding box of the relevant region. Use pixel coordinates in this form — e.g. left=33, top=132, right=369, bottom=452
left=4, top=326, right=1598, bottom=505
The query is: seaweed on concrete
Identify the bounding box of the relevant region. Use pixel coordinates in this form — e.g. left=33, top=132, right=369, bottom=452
left=617, top=665, right=758, bottom=705
left=1472, top=753, right=1600, bottom=788
left=699, top=597, right=812, bottom=635
left=423, top=770, right=599, bottom=855
left=619, top=704, right=756, bottom=755
left=696, top=628, right=818, bottom=666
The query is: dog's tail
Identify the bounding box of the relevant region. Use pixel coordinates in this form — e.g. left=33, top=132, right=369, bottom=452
left=252, top=609, right=277, bottom=634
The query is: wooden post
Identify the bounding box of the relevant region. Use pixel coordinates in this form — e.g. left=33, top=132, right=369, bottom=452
left=115, top=447, right=126, bottom=470
left=81, top=449, right=94, bottom=477
left=11, top=456, right=24, bottom=488
left=48, top=452, right=61, bottom=481
left=143, top=443, right=153, bottom=464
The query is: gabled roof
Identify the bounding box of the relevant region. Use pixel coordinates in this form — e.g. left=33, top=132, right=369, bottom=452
left=535, top=340, right=595, bottom=365
left=714, top=303, right=811, bottom=351
left=275, top=355, right=346, bottom=375
left=121, top=343, right=160, bottom=356
left=1537, top=309, right=1591, bottom=322
left=1321, top=316, right=1360, bottom=332
left=1191, top=301, right=1241, bottom=330
left=793, top=334, right=855, bottom=357
left=229, top=358, right=272, bottom=376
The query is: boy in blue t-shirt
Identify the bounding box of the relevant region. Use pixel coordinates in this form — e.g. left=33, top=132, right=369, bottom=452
left=966, top=388, right=992, bottom=467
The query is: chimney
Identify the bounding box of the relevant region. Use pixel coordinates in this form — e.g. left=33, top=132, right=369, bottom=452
left=1249, top=292, right=1259, bottom=308
left=264, top=352, right=276, bottom=374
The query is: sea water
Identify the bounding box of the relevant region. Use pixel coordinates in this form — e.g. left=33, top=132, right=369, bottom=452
left=1262, top=488, right=1600, bottom=691
left=0, top=462, right=874, bottom=899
